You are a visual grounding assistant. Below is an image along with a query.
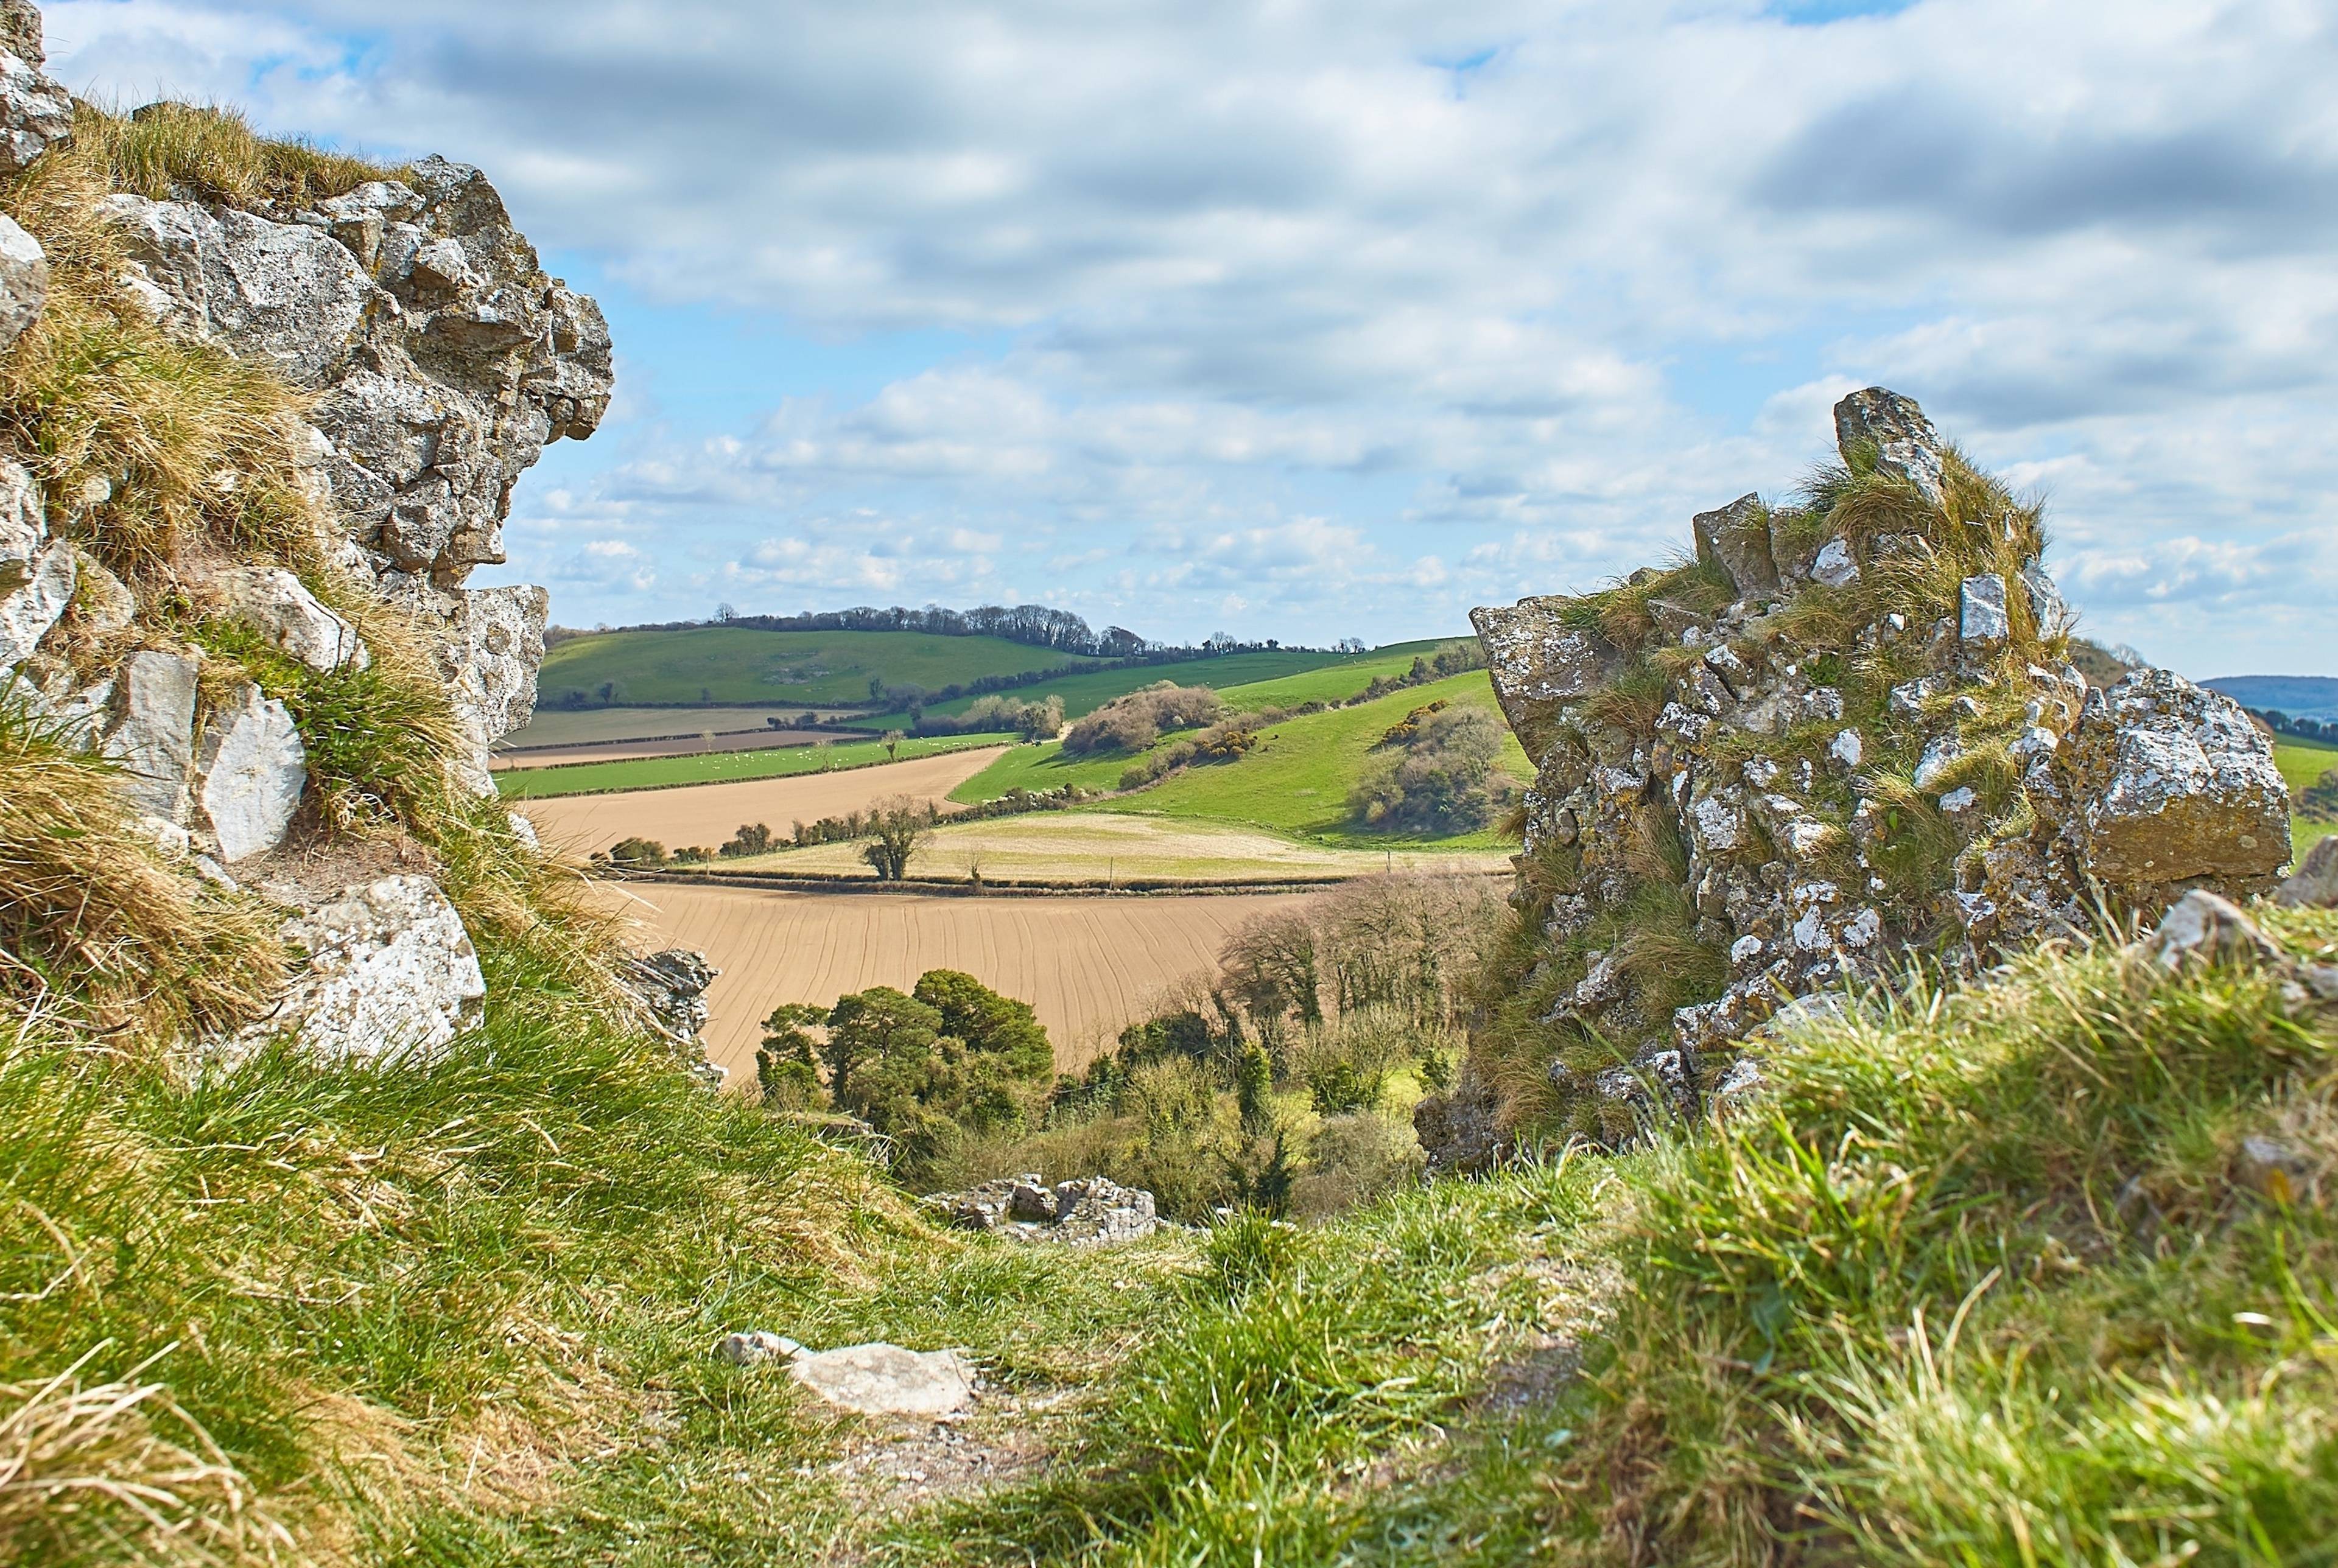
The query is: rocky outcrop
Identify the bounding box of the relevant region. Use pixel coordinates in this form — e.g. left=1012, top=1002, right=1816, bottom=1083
left=935, top=1174, right=1164, bottom=1245
left=212, top=566, right=370, bottom=673
left=0, top=457, right=71, bottom=673
left=617, top=948, right=723, bottom=1085
left=1427, top=388, right=2294, bottom=1162
left=102, top=145, right=611, bottom=786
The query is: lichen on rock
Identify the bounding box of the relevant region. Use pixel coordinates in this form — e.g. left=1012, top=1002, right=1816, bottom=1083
left=1426, top=387, right=2292, bottom=1165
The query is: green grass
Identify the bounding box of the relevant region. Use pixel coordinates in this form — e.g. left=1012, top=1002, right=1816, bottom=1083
left=2275, top=733, right=2338, bottom=794
left=952, top=672, right=1531, bottom=849
left=914, top=906, right=2338, bottom=1567
left=493, top=734, right=999, bottom=800
left=538, top=629, right=1101, bottom=709
left=842, top=641, right=1457, bottom=730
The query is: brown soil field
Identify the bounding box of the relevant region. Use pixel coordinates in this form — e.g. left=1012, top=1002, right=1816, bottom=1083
left=519, top=747, right=1008, bottom=856
left=493, top=727, right=832, bottom=770
left=600, top=882, right=1314, bottom=1082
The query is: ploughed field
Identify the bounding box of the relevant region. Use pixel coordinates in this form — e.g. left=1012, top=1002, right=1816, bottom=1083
left=520, top=746, right=1007, bottom=855
left=606, top=881, right=1316, bottom=1076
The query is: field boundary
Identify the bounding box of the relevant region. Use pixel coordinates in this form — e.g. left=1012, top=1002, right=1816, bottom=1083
left=615, top=866, right=1509, bottom=898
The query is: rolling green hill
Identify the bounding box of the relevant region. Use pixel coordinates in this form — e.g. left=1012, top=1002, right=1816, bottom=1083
left=953, top=670, right=1531, bottom=848
left=841, top=639, right=1458, bottom=729
left=536, top=628, right=1100, bottom=708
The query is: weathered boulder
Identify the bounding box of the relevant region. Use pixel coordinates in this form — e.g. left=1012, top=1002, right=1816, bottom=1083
left=0, top=0, right=42, bottom=67
left=617, top=947, right=723, bottom=1085
left=1692, top=493, right=1778, bottom=598
left=100, top=650, right=200, bottom=822
left=788, top=1343, right=976, bottom=1419
left=2058, top=668, right=2291, bottom=898
left=1834, top=385, right=1949, bottom=508
left=263, top=875, right=487, bottom=1065
left=0, top=459, right=71, bottom=674
left=213, top=565, right=369, bottom=672
left=0, top=211, right=45, bottom=349
left=2276, top=838, right=2338, bottom=909
left=935, top=1172, right=1164, bottom=1244
left=194, top=681, right=306, bottom=862
left=1470, top=597, right=1619, bottom=755
left=0, top=42, right=71, bottom=174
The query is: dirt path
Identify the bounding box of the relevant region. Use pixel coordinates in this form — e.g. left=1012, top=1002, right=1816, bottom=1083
left=597, top=882, right=1313, bottom=1076
left=519, top=747, right=1008, bottom=855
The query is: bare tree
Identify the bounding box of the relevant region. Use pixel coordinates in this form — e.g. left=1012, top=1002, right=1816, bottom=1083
left=882, top=728, right=905, bottom=761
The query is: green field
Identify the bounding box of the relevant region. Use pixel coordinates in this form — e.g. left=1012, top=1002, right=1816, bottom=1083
left=953, top=670, right=1531, bottom=849
left=841, top=639, right=1456, bottom=729
left=537, top=628, right=1099, bottom=707
left=2273, top=733, right=2338, bottom=793
left=494, top=733, right=995, bottom=800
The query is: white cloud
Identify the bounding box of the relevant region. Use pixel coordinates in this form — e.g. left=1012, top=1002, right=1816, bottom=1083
left=38, top=0, right=2338, bottom=670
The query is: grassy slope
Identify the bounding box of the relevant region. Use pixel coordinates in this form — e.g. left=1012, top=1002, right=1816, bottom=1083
left=494, top=733, right=995, bottom=800
left=538, top=629, right=1100, bottom=708
left=842, top=640, right=1457, bottom=730
left=953, top=671, right=1531, bottom=850
left=2276, top=735, right=2338, bottom=853
left=902, top=907, right=2338, bottom=1566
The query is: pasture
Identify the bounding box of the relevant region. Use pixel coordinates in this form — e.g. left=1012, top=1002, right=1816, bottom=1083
left=601, top=881, right=1316, bottom=1077
left=496, top=732, right=995, bottom=799
left=538, top=626, right=1098, bottom=707
left=499, top=704, right=857, bottom=747
left=519, top=746, right=1007, bottom=855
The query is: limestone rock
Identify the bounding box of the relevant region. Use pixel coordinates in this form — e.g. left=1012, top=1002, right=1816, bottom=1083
left=618, top=948, right=722, bottom=1084
left=2141, top=890, right=2283, bottom=972
left=2059, top=669, right=2290, bottom=897
left=266, top=875, right=487, bottom=1065
left=0, top=211, right=45, bottom=349
left=0, top=0, right=42, bottom=67
left=384, top=579, right=547, bottom=792
left=1959, top=574, right=2009, bottom=647
left=935, top=1172, right=1162, bottom=1245
left=715, top=1331, right=802, bottom=1367
left=789, top=1343, right=976, bottom=1419
left=103, top=194, right=377, bottom=383
left=214, top=566, right=370, bottom=672
left=1692, top=493, right=1778, bottom=597
left=100, top=651, right=200, bottom=822
left=2275, top=838, right=2338, bottom=909
left=1834, top=385, right=1949, bottom=509
left=0, top=457, right=69, bottom=674
left=0, top=44, right=71, bottom=174
left=194, top=682, right=306, bottom=863
left=1470, top=597, right=1619, bottom=754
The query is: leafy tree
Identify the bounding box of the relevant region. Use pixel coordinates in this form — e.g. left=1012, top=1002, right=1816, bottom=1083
left=862, top=796, right=930, bottom=880
left=720, top=822, right=775, bottom=858
left=756, top=1003, right=827, bottom=1108
left=913, top=969, right=1053, bottom=1081
left=606, top=836, right=665, bottom=869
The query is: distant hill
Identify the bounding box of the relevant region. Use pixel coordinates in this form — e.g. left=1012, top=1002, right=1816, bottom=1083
left=2204, top=674, right=2338, bottom=724
left=536, top=627, right=1105, bottom=708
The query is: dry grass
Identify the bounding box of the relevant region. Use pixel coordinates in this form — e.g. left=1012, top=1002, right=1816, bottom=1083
left=0, top=1345, right=285, bottom=1567
left=0, top=695, right=284, bottom=1038
left=0, top=104, right=332, bottom=592
left=78, top=102, right=399, bottom=211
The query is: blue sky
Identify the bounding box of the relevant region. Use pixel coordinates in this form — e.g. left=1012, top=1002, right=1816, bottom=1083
left=39, top=0, right=2338, bottom=676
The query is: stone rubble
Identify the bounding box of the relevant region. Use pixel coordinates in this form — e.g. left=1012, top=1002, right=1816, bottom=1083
left=192, top=682, right=307, bottom=863
left=934, top=1174, right=1165, bottom=1245
left=1426, top=387, right=2295, bottom=1166
left=2275, top=838, right=2338, bottom=909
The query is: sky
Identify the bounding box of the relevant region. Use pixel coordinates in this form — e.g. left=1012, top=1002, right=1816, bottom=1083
left=37, top=0, right=2338, bottom=676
